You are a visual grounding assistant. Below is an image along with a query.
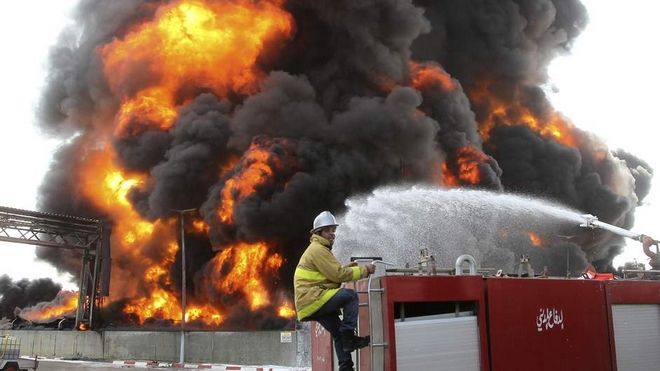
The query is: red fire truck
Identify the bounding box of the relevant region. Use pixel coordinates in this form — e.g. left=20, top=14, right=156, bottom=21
left=310, top=254, right=660, bottom=371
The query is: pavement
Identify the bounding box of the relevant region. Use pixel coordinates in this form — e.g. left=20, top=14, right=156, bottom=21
left=35, top=358, right=311, bottom=371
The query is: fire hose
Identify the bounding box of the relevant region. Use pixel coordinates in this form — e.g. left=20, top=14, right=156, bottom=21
left=579, top=214, right=658, bottom=244
left=579, top=214, right=660, bottom=275
left=349, top=256, right=396, bottom=269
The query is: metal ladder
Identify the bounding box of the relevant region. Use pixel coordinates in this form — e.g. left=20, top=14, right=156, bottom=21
left=350, top=259, right=394, bottom=371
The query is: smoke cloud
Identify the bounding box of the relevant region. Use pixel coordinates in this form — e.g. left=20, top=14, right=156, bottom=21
left=29, top=0, right=652, bottom=327
left=0, top=275, right=61, bottom=320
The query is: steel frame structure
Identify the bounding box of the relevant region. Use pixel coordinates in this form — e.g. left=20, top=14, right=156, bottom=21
left=0, top=206, right=110, bottom=330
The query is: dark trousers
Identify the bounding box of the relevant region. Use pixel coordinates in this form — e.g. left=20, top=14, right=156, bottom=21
left=308, top=288, right=359, bottom=371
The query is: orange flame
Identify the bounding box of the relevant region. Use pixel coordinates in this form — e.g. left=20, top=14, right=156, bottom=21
left=79, top=148, right=199, bottom=324
left=114, top=87, right=178, bottom=138
left=60, top=0, right=296, bottom=327
left=186, top=304, right=224, bottom=324
left=79, top=148, right=157, bottom=253
left=210, top=242, right=283, bottom=311
left=124, top=239, right=224, bottom=325
left=119, top=271, right=183, bottom=324
left=441, top=146, right=490, bottom=187
left=528, top=232, right=543, bottom=247
left=218, top=143, right=274, bottom=224
left=410, top=61, right=456, bottom=92
left=99, top=0, right=293, bottom=137
left=123, top=289, right=224, bottom=326
left=192, top=218, right=210, bottom=234
left=278, top=304, right=296, bottom=319
left=19, top=291, right=78, bottom=323
left=441, top=163, right=460, bottom=187
left=77, top=142, right=287, bottom=326
left=122, top=240, right=222, bottom=326
left=469, top=80, right=577, bottom=147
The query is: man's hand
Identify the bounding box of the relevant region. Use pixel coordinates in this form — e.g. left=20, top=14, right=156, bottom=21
left=642, top=235, right=657, bottom=247
left=365, top=263, right=376, bottom=274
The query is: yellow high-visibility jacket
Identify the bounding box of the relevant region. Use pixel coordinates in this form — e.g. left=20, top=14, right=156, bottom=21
left=293, top=234, right=368, bottom=320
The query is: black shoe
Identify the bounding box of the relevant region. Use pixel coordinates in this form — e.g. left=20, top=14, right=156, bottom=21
left=341, top=330, right=370, bottom=352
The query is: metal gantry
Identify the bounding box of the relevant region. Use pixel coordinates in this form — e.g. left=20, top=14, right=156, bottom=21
left=0, top=206, right=111, bottom=330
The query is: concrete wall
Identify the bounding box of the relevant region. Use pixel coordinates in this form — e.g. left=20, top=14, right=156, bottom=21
left=0, top=328, right=311, bottom=366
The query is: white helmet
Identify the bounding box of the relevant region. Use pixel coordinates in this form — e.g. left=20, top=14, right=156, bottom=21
left=311, top=211, right=339, bottom=233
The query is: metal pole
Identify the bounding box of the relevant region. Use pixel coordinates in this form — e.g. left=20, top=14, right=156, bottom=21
left=172, top=208, right=196, bottom=365
left=566, top=245, right=570, bottom=278
left=75, top=248, right=89, bottom=330
left=89, top=244, right=101, bottom=329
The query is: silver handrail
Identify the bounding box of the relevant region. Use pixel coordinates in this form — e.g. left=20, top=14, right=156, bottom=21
left=621, top=268, right=660, bottom=279
left=367, top=261, right=393, bottom=371
left=455, top=254, right=477, bottom=275
left=352, top=259, right=394, bottom=371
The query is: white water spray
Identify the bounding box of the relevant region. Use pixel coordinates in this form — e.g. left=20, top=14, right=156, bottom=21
left=334, top=186, right=589, bottom=275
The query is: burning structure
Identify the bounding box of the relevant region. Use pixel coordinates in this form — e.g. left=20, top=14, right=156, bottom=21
left=0, top=0, right=652, bottom=330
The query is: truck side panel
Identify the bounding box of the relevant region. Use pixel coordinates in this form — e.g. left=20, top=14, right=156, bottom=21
left=487, top=278, right=612, bottom=371
left=605, top=280, right=660, bottom=371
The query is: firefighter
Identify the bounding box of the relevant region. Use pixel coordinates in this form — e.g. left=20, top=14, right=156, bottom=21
left=294, top=210, right=375, bottom=371
left=641, top=235, right=660, bottom=270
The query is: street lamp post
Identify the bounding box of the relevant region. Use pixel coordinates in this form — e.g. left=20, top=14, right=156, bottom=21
left=172, top=208, right=196, bottom=366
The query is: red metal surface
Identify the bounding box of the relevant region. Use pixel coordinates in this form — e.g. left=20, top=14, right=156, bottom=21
left=605, top=280, right=660, bottom=304
left=310, top=321, right=334, bottom=370
left=380, top=275, right=489, bottom=371
left=310, top=275, right=660, bottom=371
left=308, top=275, right=488, bottom=371
left=487, top=278, right=612, bottom=371
left=309, top=280, right=371, bottom=371
left=356, top=279, right=372, bottom=371
left=603, top=280, right=660, bottom=371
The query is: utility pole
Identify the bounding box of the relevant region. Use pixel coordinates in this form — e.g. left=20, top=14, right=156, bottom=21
left=171, top=208, right=196, bottom=366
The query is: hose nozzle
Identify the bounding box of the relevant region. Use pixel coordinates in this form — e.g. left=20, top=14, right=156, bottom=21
left=579, top=214, right=598, bottom=229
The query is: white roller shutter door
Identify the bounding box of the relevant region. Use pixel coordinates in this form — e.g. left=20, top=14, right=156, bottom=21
left=612, top=304, right=660, bottom=371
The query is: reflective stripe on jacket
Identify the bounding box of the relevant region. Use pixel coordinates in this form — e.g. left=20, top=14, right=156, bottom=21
left=293, top=234, right=367, bottom=320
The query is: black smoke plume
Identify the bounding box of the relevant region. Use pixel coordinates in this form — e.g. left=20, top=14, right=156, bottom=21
left=31, top=0, right=652, bottom=328
left=0, top=275, right=61, bottom=320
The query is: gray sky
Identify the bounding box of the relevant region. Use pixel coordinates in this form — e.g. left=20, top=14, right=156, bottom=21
left=0, top=0, right=657, bottom=285
left=547, top=0, right=660, bottom=267
left=0, top=1, right=77, bottom=287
